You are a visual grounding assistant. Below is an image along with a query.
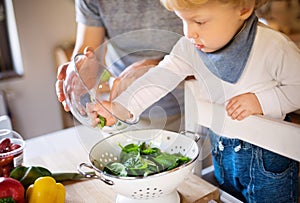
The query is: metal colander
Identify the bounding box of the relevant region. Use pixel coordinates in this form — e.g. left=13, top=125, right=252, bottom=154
left=78, top=129, right=200, bottom=203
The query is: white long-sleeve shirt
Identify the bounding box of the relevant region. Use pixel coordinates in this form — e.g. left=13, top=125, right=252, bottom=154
left=115, top=25, right=300, bottom=120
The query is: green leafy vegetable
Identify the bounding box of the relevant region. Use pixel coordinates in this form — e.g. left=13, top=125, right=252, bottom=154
left=0, top=197, right=16, bottom=203
left=97, top=115, right=106, bottom=128
left=100, top=70, right=111, bottom=82
left=103, top=142, right=191, bottom=177
left=104, top=162, right=127, bottom=177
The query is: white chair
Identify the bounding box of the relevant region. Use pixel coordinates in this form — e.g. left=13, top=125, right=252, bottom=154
left=185, top=80, right=300, bottom=163
left=0, top=115, right=12, bottom=130
left=184, top=80, right=300, bottom=202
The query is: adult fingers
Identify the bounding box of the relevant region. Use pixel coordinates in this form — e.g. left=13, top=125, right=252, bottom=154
left=62, top=101, right=70, bottom=112
left=55, top=79, right=70, bottom=111
left=83, top=46, right=95, bottom=57
left=57, top=63, right=69, bottom=80
left=110, top=78, right=121, bottom=101
left=55, top=79, right=65, bottom=102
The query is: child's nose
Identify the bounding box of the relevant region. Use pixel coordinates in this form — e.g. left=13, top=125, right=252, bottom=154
left=185, top=25, right=198, bottom=40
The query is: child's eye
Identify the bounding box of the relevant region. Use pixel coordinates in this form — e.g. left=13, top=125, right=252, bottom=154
left=195, top=21, right=206, bottom=25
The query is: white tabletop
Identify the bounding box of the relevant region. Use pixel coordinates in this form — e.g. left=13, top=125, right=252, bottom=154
left=23, top=125, right=219, bottom=203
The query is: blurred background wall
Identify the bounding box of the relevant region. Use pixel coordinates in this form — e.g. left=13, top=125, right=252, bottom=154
left=0, top=0, right=76, bottom=139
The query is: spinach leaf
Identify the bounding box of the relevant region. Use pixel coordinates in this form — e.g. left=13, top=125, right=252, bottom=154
left=152, top=152, right=179, bottom=171
left=102, top=142, right=191, bottom=177
left=97, top=115, right=106, bottom=128
left=139, top=142, right=161, bottom=155
left=120, top=148, right=140, bottom=163
left=104, top=162, right=127, bottom=177
left=119, top=143, right=139, bottom=153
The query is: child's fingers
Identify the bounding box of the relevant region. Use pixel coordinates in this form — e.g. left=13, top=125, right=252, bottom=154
left=226, top=99, right=240, bottom=117
left=231, top=107, right=246, bottom=120
left=86, top=103, right=102, bottom=127
left=91, top=116, right=100, bottom=127
left=105, top=116, right=117, bottom=126
left=235, top=110, right=249, bottom=121
left=86, top=102, right=117, bottom=127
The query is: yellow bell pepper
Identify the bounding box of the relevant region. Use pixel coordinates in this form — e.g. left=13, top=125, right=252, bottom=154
left=26, top=176, right=66, bottom=203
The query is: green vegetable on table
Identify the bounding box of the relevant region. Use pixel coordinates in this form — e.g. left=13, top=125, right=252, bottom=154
left=0, top=197, right=16, bottom=203
left=9, top=166, right=95, bottom=189
left=103, top=142, right=191, bottom=177
left=9, top=166, right=51, bottom=189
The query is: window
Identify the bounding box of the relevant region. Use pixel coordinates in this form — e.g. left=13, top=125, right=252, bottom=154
left=0, top=0, right=23, bottom=80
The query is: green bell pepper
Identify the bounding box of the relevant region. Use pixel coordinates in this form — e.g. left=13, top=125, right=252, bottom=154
left=10, top=165, right=95, bottom=189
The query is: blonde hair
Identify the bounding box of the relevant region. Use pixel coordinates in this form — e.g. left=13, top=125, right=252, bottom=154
left=160, top=0, right=269, bottom=11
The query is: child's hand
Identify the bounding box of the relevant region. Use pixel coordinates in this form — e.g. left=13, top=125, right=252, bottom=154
left=86, top=101, right=117, bottom=127
left=226, top=93, right=263, bottom=120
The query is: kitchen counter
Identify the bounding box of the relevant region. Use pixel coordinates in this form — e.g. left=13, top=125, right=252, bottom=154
left=24, top=126, right=116, bottom=202
left=23, top=125, right=219, bottom=203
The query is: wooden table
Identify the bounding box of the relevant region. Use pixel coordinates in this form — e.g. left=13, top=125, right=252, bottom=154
left=24, top=125, right=219, bottom=203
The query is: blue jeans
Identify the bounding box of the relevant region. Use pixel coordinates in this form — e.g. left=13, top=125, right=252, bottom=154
left=209, top=129, right=299, bottom=203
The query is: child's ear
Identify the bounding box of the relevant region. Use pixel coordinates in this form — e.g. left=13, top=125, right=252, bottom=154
left=239, top=3, right=255, bottom=20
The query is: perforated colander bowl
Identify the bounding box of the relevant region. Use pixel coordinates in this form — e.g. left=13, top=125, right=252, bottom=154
left=78, top=129, right=200, bottom=203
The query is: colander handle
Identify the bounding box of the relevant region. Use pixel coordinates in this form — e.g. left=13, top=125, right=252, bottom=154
left=77, top=162, right=114, bottom=186
left=179, top=130, right=206, bottom=142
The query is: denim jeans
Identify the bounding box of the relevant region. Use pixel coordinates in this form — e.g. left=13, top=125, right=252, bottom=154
left=208, top=129, right=299, bottom=203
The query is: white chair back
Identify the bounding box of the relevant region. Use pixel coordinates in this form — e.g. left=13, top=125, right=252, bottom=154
left=185, top=80, right=300, bottom=162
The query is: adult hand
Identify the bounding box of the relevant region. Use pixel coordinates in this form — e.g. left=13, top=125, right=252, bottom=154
left=226, top=93, right=263, bottom=120
left=55, top=47, right=95, bottom=111
left=110, top=58, right=161, bottom=101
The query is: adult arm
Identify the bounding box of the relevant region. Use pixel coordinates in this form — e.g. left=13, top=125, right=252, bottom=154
left=56, top=23, right=106, bottom=111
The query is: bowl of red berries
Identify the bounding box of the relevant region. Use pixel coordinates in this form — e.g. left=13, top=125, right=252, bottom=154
left=0, top=129, right=25, bottom=177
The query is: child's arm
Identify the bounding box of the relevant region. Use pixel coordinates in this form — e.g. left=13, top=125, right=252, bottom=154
left=87, top=37, right=195, bottom=127
left=232, top=33, right=300, bottom=120
left=113, top=38, right=193, bottom=121
left=226, top=93, right=263, bottom=120
left=86, top=58, right=190, bottom=127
